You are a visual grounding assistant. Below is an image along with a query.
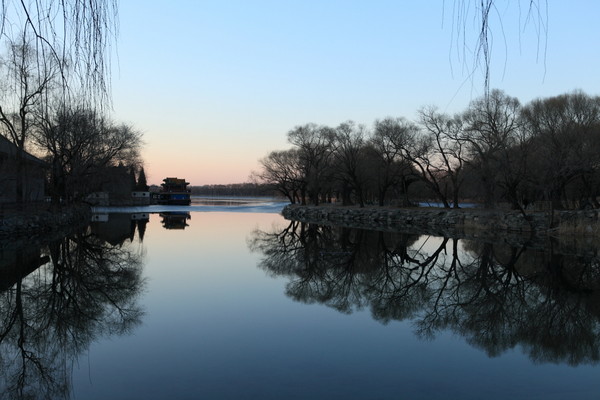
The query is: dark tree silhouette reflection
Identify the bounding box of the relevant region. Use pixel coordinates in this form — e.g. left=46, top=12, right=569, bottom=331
left=0, top=228, right=145, bottom=400
left=249, top=222, right=600, bottom=366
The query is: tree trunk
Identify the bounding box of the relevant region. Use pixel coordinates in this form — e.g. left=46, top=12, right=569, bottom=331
left=378, top=188, right=386, bottom=207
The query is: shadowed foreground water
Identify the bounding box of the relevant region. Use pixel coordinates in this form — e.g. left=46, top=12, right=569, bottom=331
left=1, top=205, right=600, bottom=399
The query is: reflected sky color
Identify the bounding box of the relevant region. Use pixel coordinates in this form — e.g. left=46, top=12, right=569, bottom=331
left=62, top=210, right=600, bottom=400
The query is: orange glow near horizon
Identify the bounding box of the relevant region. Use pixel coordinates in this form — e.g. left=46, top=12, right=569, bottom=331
left=141, top=146, right=267, bottom=186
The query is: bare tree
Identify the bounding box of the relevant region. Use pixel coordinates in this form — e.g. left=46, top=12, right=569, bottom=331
left=370, top=117, right=415, bottom=206
left=418, top=107, right=467, bottom=208
left=521, top=91, right=600, bottom=209
left=287, top=123, right=336, bottom=205
left=462, top=89, right=522, bottom=208
left=34, top=106, right=142, bottom=203
left=0, top=37, right=56, bottom=203
left=332, top=121, right=369, bottom=207
left=384, top=117, right=456, bottom=208
left=254, top=149, right=304, bottom=204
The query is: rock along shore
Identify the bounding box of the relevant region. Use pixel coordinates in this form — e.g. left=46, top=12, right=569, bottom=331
left=281, top=204, right=600, bottom=245
left=0, top=204, right=92, bottom=240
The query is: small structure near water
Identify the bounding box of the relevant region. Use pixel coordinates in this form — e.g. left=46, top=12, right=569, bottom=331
left=157, top=177, right=191, bottom=205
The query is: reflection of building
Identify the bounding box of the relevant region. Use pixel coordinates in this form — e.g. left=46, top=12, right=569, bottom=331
left=0, top=135, right=47, bottom=203
left=91, top=213, right=109, bottom=222
left=160, top=212, right=191, bottom=230
left=158, top=177, right=191, bottom=205
left=91, top=213, right=150, bottom=244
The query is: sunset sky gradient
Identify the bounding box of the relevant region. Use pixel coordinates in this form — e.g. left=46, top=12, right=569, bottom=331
left=110, top=1, right=600, bottom=185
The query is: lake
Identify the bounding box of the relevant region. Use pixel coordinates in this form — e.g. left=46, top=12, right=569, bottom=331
left=1, top=200, right=600, bottom=399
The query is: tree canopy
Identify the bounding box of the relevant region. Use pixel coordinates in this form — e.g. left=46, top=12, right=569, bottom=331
left=255, top=90, right=600, bottom=211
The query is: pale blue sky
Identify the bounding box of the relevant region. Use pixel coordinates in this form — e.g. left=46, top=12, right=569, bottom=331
left=110, top=1, right=599, bottom=185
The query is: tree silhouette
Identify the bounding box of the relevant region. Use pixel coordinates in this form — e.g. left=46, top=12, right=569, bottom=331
left=249, top=222, right=600, bottom=365
left=137, top=167, right=149, bottom=191
left=0, top=227, right=145, bottom=399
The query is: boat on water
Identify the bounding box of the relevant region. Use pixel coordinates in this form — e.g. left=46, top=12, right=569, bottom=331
left=157, top=177, right=191, bottom=205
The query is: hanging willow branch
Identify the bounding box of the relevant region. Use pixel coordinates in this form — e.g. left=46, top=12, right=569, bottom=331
left=449, top=0, right=548, bottom=97
left=0, top=0, right=118, bottom=106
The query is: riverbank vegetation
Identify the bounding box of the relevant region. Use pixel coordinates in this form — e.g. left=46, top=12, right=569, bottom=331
left=0, top=1, right=144, bottom=207
left=254, top=90, right=600, bottom=212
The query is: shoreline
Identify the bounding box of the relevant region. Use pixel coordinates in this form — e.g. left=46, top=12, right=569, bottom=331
left=0, top=204, right=92, bottom=242
left=281, top=204, right=600, bottom=247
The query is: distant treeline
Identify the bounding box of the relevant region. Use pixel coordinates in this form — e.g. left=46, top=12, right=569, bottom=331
left=254, top=89, right=600, bottom=211
left=190, top=183, right=280, bottom=198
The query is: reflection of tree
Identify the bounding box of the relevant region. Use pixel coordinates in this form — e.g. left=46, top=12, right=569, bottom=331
left=0, top=229, right=145, bottom=400
left=249, top=222, right=423, bottom=315
left=138, top=218, right=148, bottom=241
left=249, top=222, right=600, bottom=366
left=430, top=240, right=600, bottom=365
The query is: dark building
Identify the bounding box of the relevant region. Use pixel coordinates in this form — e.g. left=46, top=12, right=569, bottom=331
left=158, top=177, right=191, bottom=205
left=87, top=164, right=151, bottom=206
left=99, top=165, right=134, bottom=204
left=0, top=135, right=47, bottom=204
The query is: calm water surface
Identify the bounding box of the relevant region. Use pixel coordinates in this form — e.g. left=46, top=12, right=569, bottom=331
left=2, top=203, right=600, bottom=399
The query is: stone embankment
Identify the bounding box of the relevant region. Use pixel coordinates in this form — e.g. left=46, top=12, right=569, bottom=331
left=0, top=204, right=91, bottom=239
left=282, top=204, right=600, bottom=243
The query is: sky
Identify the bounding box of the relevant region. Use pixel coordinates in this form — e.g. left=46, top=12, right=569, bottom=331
left=109, top=1, right=600, bottom=186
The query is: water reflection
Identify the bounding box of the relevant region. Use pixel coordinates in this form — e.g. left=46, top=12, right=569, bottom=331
left=91, top=212, right=149, bottom=244
left=0, top=218, right=145, bottom=399
left=248, top=221, right=600, bottom=366
left=159, top=212, right=191, bottom=230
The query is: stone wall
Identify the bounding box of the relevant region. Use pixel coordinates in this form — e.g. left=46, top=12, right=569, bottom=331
left=281, top=204, right=600, bottom=243
left=0, top=204, right=91, bottom=239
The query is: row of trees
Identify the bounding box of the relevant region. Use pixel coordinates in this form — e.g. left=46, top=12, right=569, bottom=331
left=38, top=107, right=143, bottom=204
left=255, top=90, right=600, bottom=210
left=0, top=3, right=142, bottom=206
left=0, top=36, right=143, bottom=205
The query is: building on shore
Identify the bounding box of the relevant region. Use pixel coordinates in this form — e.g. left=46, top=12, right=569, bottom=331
left=0, top=135, right=47, bottom=204
left=157, top=177, right=191, bottom=205
left=86, top=165, right=151, bottom=206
